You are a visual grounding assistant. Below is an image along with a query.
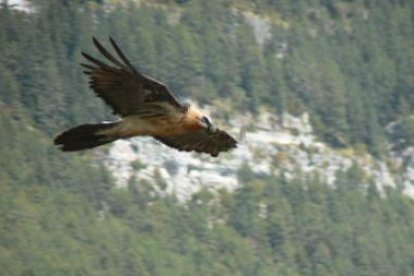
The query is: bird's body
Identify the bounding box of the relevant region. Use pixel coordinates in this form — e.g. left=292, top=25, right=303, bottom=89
left=97, top=106, right=204, bottom=138
left=54, top=37, right=237, bottom=157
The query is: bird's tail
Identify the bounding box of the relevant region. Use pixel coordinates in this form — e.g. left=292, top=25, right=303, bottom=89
left=54, top=121, right=120, bottom=152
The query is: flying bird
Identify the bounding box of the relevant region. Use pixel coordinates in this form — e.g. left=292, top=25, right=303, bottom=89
left=54, top=37, right=237, bottom=157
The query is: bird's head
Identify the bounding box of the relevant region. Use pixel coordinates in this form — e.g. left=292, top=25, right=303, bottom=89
left=186, top=105, right=215, bottom=133
left=200, top=115, right=215, bottom=133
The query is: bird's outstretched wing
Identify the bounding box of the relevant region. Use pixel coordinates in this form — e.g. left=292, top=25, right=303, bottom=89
left=154, top=129, right=237, bottom=157
left=81, top=37, right=186, bottom=117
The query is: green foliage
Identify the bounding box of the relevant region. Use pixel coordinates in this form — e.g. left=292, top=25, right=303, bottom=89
left=1, top=0, right=413, bottom=153
left=0, top=0, right=414, bottom=275
left=1, top=138, right=414, bottom=275
left=387, top=115, right=414, bottom=150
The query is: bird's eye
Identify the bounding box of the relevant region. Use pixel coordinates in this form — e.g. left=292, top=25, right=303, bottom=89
left=202, top=116, right=212, bottom=125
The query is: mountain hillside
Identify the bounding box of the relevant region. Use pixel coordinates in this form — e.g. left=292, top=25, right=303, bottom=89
left=1, top=0, right=414, bottom=275
left=103, top=109, right=414, bottom=201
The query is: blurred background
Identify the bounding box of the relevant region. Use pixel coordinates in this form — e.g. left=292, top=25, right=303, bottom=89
left=0, top=0, right=413, bottom=275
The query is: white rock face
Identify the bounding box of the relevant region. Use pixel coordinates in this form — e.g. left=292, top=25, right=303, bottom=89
left=7, top=0, right=35, bottom=12
left=242, top=11, right=272, bottom=48
left=400, top=147, right=414, bottom=197
left=102, top=109, right=414, bottom=201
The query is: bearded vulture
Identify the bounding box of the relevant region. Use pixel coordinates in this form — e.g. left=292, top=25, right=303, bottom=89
left=54, top=37, right=237, bottom=157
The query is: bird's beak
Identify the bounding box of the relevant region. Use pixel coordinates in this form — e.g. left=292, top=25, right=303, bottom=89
left=207, top=124, right=215, bottom=133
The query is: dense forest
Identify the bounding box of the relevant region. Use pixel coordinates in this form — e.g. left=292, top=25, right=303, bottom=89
left=0, top=0, right=413, bottom=275
left=1, top=0, right=413, bottom=153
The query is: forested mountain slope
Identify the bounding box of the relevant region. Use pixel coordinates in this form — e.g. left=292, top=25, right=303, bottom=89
left=2, top=0, right=413, bottom=153
left=1, top=0, right=414, bottom=275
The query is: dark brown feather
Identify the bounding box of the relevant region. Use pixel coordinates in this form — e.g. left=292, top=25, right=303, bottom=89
left=81, top=37, right=184, bottom=116
left=154, top=129, right=237, bottom=157
left=54, top=122, right=119, bottom=152
left=109, top=36, right=137, bottom=73
left=93, top=37, right=125, bottom=69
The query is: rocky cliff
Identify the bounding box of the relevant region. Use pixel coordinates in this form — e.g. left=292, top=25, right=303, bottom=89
left=102, top=108, right=414, bottom=201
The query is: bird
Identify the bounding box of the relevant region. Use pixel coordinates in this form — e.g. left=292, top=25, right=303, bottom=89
left=54, top=37, right=237, bottom=157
